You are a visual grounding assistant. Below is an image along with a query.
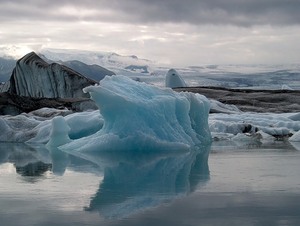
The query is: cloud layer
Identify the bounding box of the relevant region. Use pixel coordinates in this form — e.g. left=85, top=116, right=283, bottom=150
left=1, top=0, right=300, bottom=65
left=1, top=0, right=300, bottom=26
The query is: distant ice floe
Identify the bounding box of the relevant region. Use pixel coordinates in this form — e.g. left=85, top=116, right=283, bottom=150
left=209, top=112, right=300, bottom=147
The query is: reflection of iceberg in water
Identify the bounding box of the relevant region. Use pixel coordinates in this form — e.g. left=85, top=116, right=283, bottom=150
left=85, top=145, right=210, bottom=219
left=0, top=143, right=52, bottom=182
left=48, top=146, right=70, bottom=176
left=0, top=142, right=99, bottom=178
left=0, top=142, right=51, bottom=167
left=0, top=142, right=210, bottom=219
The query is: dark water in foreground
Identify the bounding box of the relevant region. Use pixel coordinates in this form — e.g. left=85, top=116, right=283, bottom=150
left=0, top=142, right=300, bottom=226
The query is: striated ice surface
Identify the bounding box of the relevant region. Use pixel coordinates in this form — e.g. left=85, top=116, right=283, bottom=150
left=8, top=52, right=96, bottom=98
left=60, top=75, right=211, bottom=154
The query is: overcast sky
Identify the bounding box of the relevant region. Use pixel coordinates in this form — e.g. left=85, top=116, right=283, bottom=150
left=1, top=0, right=300, bottom=66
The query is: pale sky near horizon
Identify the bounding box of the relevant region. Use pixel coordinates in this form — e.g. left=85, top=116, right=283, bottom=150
left=1, top=0, right=300, bottom=66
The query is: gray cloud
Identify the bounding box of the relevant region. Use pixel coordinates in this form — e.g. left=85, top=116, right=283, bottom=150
left=1, top=0, right=300, bottom=26
left=1, top=0, right=300, bottom=65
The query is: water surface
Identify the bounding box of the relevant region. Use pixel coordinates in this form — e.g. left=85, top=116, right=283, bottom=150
left=0, top=142, right=300, bottom=226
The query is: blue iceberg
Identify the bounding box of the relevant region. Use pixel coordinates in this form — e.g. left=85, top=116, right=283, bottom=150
left=60, top=75, right=211, bottom=154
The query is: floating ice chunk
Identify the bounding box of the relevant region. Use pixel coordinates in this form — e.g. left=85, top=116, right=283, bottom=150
left=0, top=114, right=40, bottom=142
left=289, top=113, right=300, bottom=121
left=0, top=109, right=103, bottom=143
left=256, top=131, right=276, bottom=143
left=60, top=75, right=211, bottom=154
left=26, top=120, right=52, bottom=143
left=165, top=69, right=187, bottom=88
left=210, top=99, right=242, bottom=114
left=290, top=130, right=300, bottom=142
left=209, top=120, right=257, bottom=135
left=231, top=133, right=261, bottom=143
left=27, top=110, right=103, bottom=143
left=46, top=116, right=71, bottom=147
left=281, top=84, right=294, bottom=90
left=209, top=112, right=300, bottom=140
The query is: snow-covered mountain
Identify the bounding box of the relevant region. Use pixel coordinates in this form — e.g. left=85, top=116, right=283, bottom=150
left=40, top=48, right=154, bottom=76
left=39, top=58, right=115, bottom=82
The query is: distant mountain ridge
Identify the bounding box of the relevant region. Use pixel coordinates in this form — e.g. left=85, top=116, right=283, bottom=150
left=58, top=60, right=115, bottom=82
left=39, top=48, right=153, bottom=76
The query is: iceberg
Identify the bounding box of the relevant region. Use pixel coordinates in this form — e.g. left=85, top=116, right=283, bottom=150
left=8, top=52, right=96, bottom=98
left=60, top=75, right=211, bottom=154
left=165, top=68, right=187, bottom=88
left=46, top=116, right=71, bottom=147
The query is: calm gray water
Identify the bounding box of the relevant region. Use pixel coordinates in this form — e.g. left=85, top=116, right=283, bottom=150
left=0, top=142, right=300, bottom=226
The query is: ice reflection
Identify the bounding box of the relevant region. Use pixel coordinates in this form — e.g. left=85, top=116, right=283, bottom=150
left=48, top=146, right=70, bottom=176
left=83, top=145, right=211, bottom=219
left=0, top=143, right=50, bottom=167
left=0, top=142, right=211, bottom=220
left=0, top=143, right=51, bottom=182
left=0, top=142, right=99, bottom=178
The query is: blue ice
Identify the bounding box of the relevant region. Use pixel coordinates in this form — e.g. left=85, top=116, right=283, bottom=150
left=59, top=75, right=211, bottom=155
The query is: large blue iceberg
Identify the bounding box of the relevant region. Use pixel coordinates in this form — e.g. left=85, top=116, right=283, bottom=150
left=60, top=75, right=211, bottom=154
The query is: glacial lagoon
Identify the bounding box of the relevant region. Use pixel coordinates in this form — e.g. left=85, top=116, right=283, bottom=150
left=1, top=142, right=300, bottom=226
